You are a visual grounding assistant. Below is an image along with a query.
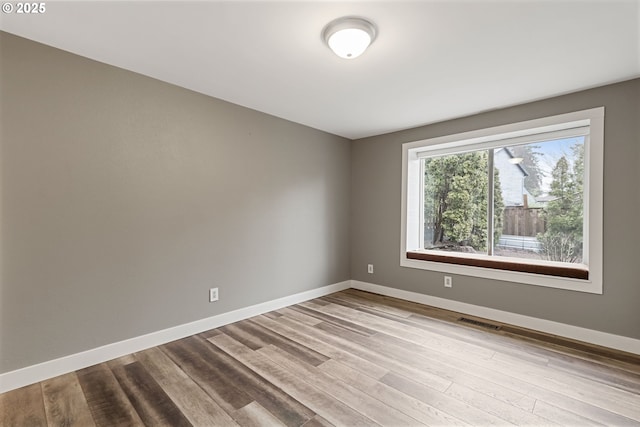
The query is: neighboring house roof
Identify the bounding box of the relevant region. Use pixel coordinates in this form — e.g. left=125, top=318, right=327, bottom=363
left=494, top=148, right=538, bottom=207
left=501, top=147, right=529, bottom=177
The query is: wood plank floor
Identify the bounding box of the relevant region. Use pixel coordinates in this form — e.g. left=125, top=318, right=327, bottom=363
left=2, top=289, right=640, bottom=426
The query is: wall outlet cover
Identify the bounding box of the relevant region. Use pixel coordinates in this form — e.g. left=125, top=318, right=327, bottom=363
left=444, top=276, right=452, bottom=288
left=209, top=288, right=219, bottom=302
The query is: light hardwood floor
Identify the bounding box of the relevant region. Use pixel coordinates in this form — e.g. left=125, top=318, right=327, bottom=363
left=2, top=289, right=640, bottom=426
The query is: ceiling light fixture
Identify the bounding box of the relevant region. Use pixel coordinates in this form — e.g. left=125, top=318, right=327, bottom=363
left=322, top=16, right=377, bottom=59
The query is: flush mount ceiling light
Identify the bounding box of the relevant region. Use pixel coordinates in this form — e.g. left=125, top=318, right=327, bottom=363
left=322, top=16, right=377, bottom=59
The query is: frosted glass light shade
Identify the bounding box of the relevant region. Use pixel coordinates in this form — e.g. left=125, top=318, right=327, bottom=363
left=323, top=17, right=377, bottom=59
left=327, top=28, right=371, bottom=59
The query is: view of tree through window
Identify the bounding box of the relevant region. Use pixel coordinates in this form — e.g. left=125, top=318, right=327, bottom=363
left=423, top=137, right=585, bottom=265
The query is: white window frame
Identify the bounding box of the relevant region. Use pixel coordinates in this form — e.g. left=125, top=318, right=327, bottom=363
left=400, top=107, right=604, bottom=294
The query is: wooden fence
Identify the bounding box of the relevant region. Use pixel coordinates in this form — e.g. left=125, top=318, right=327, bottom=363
left=502, top=206, right=545, bottom=237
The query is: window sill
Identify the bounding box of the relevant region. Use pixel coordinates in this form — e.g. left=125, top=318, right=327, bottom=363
left=406, top=251, right=589, bottom=280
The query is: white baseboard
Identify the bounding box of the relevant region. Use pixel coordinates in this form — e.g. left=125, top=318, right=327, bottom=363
left=350, top=280, right=640, bottom=356
left=3, top=278, right=638, bottom=394
left=0, top=281, right=351, bottom=394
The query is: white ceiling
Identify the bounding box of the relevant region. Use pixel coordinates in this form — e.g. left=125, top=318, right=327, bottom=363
left=1, top=1, right=639, bottom=139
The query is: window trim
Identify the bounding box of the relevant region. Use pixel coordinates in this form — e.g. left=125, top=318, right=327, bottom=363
left=400, top=107, right=604, bottom=294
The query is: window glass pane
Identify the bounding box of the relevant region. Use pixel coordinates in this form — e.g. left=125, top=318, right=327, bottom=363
left=423, top=151, right=490, bottom=254
left=493, top=137, right=585, bottom=264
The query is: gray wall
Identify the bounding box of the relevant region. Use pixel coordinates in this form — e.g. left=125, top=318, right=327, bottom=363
left=2, top=30, right=639, bottom=376
left=0, top=32, right=351, bottom=374
left=351, top=78, right=640, bottom=340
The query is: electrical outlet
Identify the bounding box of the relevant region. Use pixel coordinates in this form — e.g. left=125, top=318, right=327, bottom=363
left=444, top=276, right=452, bottom=288
left=367, top=264, right=374, bottom=274
left=209, top=288, right=219, bottom=302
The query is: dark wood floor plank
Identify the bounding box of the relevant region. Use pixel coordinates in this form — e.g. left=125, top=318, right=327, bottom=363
left=209, top=333, right=379, bottom=427
left=308, top=298, right=330, bottom=306
left=197, top=328, right=223, bottom=339
left=76, top=363, right=144, bottom=427
left=258, top=345, right=421, bottom=426
left=41, top=372, right=95, bottom=427
left=134, top=347, right=238, bottom=426
left=319, top=293, right=413, bottom=319
left=289, top=304, right=376, bottom=337
left=322, top=294, right=438, bottom=330
left=240, top=319, right=329, bottom=366
left=162, top=336, right=254, bottom=413
left=111, top=361, right=192, bottom=427
left=229, top=319, right=329, bottom=366
left=275, top=315, right=453, bottom=392
left=106, top=354, right=136, bottom=369
left=190, top=335, right=315, bottom=427
left=251, top=314, right=389, bottom=380
left=277, top=307, right=323, bottom=326
left=218, top=322, right=266, bottom=350
left=0, top=383, right=47, bottom=427
left=319, top=301, right=433, bottom=343
left=263, top=310, right=283, bottom=319
left=4, top=289, right=640, bottom=427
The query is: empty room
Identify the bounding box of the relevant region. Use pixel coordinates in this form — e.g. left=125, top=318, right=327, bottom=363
left=1, top=1, right=639, bottom=426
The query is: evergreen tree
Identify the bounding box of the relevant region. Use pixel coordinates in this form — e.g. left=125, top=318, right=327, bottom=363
left=538, top=145, right=584, bottom=263
left=424, top=151, right=504, bottom=252
left=493, top=168, right=505, bottom=247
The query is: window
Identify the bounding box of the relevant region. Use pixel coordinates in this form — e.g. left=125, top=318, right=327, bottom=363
left=401, top=108, right=604, bottom=294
